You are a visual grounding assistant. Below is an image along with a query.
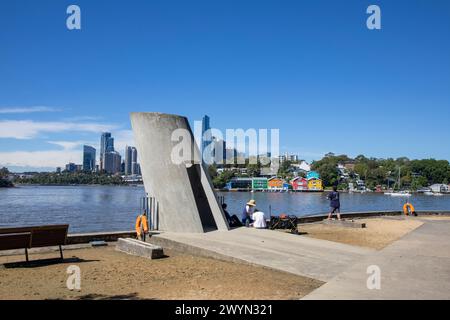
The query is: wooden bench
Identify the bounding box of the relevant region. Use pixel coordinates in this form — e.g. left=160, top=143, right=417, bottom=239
left=0, top=225, right=69, bottom=262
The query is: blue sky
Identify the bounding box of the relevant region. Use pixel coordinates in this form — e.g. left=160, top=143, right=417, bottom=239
left=1, top=0, right=450, bottom=171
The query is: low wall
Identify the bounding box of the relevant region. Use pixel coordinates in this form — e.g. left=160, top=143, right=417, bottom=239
left=66, top=210, right=450, bottom=243
left=67, top=231, right=137, bottom=244
left=297, top=210, right=450, bottom=224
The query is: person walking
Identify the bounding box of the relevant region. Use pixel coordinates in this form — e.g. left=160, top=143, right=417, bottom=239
left=327, top=186, right=341, bottom=220
left=242, top=199, right=256, bottom=227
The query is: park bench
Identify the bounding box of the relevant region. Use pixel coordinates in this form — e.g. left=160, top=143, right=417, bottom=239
left=0, top=224, right=69, bottom=262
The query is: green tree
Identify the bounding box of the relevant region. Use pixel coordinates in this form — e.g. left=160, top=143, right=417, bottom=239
left=0, top=167, right=13, bottom=187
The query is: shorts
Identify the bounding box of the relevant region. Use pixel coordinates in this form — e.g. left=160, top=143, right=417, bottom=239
left=330, top=206, right=340, bottom=213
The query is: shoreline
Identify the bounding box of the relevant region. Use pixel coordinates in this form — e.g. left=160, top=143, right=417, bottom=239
left=2, top=211, right=450, bottom=250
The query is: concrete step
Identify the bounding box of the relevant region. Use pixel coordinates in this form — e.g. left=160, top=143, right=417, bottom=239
left=116, top=238, right=164, bottom=259
left=150, top=227, right=373, bottom=282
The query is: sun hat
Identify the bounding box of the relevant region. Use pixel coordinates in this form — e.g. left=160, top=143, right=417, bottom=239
left=247, top=199, right=256, bottom=206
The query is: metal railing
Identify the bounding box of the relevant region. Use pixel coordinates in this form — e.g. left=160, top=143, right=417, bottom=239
left=141, top=194, right=159, bottom=231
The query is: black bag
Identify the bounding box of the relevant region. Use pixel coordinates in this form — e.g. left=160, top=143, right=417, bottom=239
left=230, top=215, right=243, bottom=227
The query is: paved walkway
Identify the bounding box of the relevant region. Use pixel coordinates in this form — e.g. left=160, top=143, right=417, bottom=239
left=151, top=227, right=373, bottom=282
left=303, top=219, right=450, bottom=299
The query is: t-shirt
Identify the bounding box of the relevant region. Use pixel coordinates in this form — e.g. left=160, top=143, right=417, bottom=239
left=242, top=205, right=255, bottom=220
left=329, top=191, right=340, bottom=208
left=251, top=211, right=267, bottom=229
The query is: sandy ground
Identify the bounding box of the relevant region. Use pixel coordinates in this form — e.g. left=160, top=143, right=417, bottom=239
left=299, top=217, right=424, bottom=250
left=0, top=245, right=323, bottom=300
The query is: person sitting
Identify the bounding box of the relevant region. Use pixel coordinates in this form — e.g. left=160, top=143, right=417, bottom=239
left=251, top=209, right=267, bottom=229
left=222, top=203, right=242, bottom=228
left=242, top=199, right=256, bottom=227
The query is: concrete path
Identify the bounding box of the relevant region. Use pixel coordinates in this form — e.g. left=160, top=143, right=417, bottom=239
left=151, top=227, right=373, bottom=282
left=303, top=219, right=450, bottom=299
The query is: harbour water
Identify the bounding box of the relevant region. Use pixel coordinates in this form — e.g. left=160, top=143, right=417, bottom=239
left=1, top=185, right=450, bottom=233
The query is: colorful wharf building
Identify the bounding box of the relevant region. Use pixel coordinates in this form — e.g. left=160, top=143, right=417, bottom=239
left=225, top=171, right=323, bottom=192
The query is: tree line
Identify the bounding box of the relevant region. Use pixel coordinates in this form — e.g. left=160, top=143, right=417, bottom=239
left=13, top=171, right=127, bottom=186
left=208, top=154, right=450, bottom=190
left=312, top=154, right=450, bottom=190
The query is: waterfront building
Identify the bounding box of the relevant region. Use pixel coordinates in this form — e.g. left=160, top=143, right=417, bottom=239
left=56, top=167, right=61, bottom=174
left=252, top=177, right=268, bottom=191
left=83, top=145, right=96, bottom=172
left=306, top=171, right=323, bottom=191
left=226, top=177, right=252, bottom=190
left=104, top=151, right=122, bottom=174
left=268, top=177, right=287, bottom=191
left=291, top=177, right=308, bottom=191
left=307, top=178, right=323, bottom=191
left=306, top=171, right=320, bottom=180
left=430, top=184, right=449, bottom=193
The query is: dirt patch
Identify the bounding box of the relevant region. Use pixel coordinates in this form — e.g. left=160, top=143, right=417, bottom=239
left=299, top=218, right=423, bottom=250
left=0, top=245, right=323, bottom=300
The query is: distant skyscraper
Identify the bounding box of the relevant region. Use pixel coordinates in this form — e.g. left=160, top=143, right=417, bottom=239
left=131, top=147, right=138, bottom=175
left=125, top=146, right=132, bottom=175
left=83, top=145, right=96, bottom=172
left=104, top=151, right=121, bottom=174
left=201, top=115, right=212, bottom=163
left=212, top=137, right=226, bottom=166
left=100, top=132, right=111, bottom=170
left=100, top=132, right=115, bottom=171
left=125, top=146, right=138, bottom=175
left=65, top=162, right=77, bottom=172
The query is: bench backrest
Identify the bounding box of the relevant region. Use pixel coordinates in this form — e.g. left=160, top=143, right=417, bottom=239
left=0, top=225, right=68, bottom=249
left=30, top=225, right=68, bottom=248
left=0, top=232, right=31, bottom=250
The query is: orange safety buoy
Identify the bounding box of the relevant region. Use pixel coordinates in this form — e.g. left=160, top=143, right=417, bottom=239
left=135, top=214, right=149, bottom=236
left=403, top=203, right=415, bottom=216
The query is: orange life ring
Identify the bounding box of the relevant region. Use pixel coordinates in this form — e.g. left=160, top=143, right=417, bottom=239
left=403, top=203, right=415, bottom=216
left=135, top=214, right=149, bottom=236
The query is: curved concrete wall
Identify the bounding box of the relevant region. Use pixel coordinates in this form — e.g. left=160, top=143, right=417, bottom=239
left=130, top=112, right=229, bottom=233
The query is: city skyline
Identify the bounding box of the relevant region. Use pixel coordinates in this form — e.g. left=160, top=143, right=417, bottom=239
left=1, top=1, right=450, bottom=172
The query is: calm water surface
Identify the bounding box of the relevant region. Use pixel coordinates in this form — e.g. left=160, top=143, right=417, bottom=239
left=1, top=185, right=450, bottom=233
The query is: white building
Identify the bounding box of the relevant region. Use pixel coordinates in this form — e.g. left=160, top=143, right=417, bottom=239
left=430, top=184, right=449, bottom=193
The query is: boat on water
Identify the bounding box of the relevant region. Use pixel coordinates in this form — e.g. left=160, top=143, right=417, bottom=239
left=384, top=167, right=411, bottom=197
left=386, top=191, right=411, bottom=197
left=424, top=191, right=444, bottom=196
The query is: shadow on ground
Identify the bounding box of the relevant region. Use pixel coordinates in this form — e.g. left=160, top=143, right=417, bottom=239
left=2, top=257, right=99, bottom=269
left=72, top=293, right=153, bottom=300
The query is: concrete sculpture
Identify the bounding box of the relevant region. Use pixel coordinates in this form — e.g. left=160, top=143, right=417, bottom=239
left=130, top=112, right=230, bottom=233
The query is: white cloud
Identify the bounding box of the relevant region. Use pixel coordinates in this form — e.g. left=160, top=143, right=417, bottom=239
left=47, top=140, right=93, bottom=151
left=0, top=122, right=136, bottom=169
left=0, top=120, right=117, bottom=139
left=0, top=106, right=61, bottom=114
left=0, top=150, right=82, bottom=169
